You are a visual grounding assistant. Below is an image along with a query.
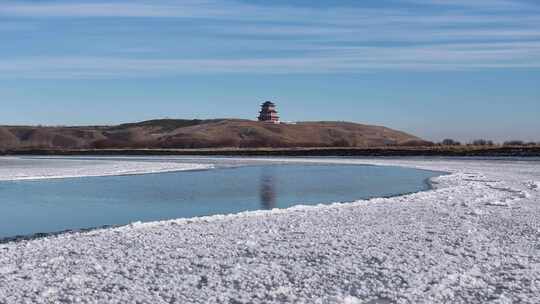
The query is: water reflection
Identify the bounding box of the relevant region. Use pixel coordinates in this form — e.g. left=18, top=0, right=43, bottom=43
left=259, top=170, right=277, bottom=210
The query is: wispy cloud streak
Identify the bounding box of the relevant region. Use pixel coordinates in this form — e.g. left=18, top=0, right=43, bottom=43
left=400, top=0, right=537, bottom=10
left=2, top=44, right=538, bottom=79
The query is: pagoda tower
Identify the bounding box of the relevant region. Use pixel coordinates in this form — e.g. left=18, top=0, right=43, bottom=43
left=258, top=101, right=280, bottom=124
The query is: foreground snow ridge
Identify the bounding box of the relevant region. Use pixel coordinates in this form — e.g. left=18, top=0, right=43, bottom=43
left=1, top=158, right=539, bottom=304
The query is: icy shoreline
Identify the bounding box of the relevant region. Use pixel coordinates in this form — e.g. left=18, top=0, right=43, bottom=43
left=0, top=157, right=539, bottom=303
left=0, top=157, right=213, bottom=181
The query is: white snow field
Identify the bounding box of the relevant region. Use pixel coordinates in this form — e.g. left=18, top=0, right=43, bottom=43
left=0, top=157, right=539, bottom=303
left=0, top=157, right=212, bottom=181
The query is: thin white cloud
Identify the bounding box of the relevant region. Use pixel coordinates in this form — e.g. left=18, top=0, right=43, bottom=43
left=0, top=1, right=224, bottom=18
left=2, top=0, right=535, bottom=19
left=206, top=25, right=540, bottom=42
left=400, top=0, right=537, bottom=10
left=1, top=43, right=538, bottom=79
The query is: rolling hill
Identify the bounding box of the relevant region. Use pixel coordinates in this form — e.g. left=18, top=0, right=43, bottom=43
left=0, top=119, right=426, bottom=150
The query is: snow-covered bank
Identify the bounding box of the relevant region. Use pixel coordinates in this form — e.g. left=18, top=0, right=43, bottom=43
left=0, top=158, right=539, bottom=303
left=0, top=157, right=212, bottom=181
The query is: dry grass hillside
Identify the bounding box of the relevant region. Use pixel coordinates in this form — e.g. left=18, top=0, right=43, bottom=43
left=0, top=119, right=425, bottom=150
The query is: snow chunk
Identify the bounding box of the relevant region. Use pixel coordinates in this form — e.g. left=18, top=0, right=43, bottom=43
left=526, top=181, right=539, bottom=191
left=0, top=265, right=16, bottom=275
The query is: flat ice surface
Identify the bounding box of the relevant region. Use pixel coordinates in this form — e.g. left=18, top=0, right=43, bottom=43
left=0, top=157, right=212, bottom=181
left=1, top=157, right=539, bottom=303
left=0, top=163, right=438, bottom=239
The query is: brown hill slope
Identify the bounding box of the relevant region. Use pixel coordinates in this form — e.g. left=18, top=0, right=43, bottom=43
left=0, top=119, right=425, bottom=150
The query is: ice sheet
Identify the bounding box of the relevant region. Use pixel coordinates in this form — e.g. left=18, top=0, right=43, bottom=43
left=0, top=157, right=212, bottom=181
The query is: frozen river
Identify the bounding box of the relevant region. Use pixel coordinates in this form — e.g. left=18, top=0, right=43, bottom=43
left=0, top=157, right=440, bottom=239
left=1, top=157, right=538, bottom=303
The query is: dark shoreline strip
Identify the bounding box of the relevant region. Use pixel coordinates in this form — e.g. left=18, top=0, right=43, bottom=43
left=2, top=147, right=540, bottom=157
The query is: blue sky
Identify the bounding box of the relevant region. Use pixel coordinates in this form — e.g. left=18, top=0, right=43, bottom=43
left=0, top=0, right=539, bottom=142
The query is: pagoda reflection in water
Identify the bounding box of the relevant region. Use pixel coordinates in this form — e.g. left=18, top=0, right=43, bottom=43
left=259, top=171, right=277, bottom=210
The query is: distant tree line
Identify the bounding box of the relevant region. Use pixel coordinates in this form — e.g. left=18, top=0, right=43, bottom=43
left=438, top=138, right=539, bottom=147
left=502, top=140, right=539, bottom=146
left=471, top=139, right=494, bottom=146
left=441, top=138, right=461, bottom=146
